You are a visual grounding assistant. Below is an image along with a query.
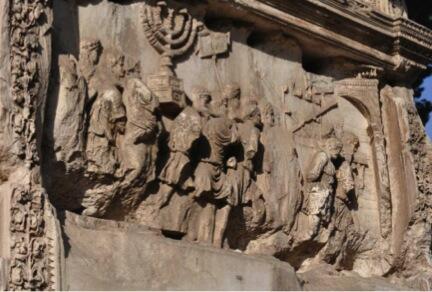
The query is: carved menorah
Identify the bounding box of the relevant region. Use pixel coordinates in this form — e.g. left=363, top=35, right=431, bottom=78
left=141, top=1, right=200, bottom=75
left=141, top=1, right=201, bottom=111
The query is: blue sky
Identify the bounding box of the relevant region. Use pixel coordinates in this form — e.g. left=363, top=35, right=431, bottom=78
left=422, top=76, right=432, bottom=138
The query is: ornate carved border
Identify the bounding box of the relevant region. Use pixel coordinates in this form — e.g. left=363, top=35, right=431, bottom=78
left=8, top=0, right=59, bottom=290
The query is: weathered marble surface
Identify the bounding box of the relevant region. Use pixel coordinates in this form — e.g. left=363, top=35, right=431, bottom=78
left=62, top=212, right=301, bottom=291
left=63, top=211, right=414, bottom=291
left=298, top=265, right=412, bottom=291
left=0, top=0, right=431, bottom=290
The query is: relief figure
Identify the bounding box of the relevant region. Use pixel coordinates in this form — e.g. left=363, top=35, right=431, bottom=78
left=120, top=78, right=159, bottom=183
left=236, top=100, right=265, bottom=226
left=85, top=87, right=125, bottom=177
left=186, top=114, right=238, bottom=245
left=156, top=87, right=214, bottom=234
left=158, top=87, right=210, bottom=207
left=78, top=39, right=102, bottom=101
left=53, top=55, right=87, bottom=169
left=319, top=132, right=365, bottom=268
left=82, top=49, right=127, bottom=217
left=297, top=136, right=343, bottom=242
left=85, top=45, right=127, bottom=178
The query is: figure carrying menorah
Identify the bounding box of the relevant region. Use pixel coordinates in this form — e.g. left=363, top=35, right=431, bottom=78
left=141, top=0, right=202, bottom=114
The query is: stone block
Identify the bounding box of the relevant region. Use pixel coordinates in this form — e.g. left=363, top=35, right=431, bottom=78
left=62, top=212, right=301, bottom=291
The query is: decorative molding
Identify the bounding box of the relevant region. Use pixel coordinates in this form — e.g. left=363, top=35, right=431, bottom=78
left=8, top=0, right=57, bottom=290
left=225, top=0, right=432, bottom=77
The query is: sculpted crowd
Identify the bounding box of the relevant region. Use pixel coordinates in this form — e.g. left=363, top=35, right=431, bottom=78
left=51, top=39, right=365, bottom=269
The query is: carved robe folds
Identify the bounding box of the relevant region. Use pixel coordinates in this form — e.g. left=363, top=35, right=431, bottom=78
left=86, top=88, right=124, bottom=177
left=53, top=55, right=87, bottom=170
left=157, top=106, right=203, bottom=233
left=121, top=78, right=159, bottom=183
left=298, top=137, right=342, bottom=242
left=159, top=106, right=202, bottom=188
left=187, top=116, right=238, bottom=245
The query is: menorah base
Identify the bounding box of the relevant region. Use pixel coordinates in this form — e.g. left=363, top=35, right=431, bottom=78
left=147, top=73, right=186, bottom=115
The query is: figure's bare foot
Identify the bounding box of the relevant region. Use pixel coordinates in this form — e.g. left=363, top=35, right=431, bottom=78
left=82, top=206, right=99, bottom=217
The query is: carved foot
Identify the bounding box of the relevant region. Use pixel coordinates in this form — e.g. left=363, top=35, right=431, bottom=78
left=82, top=206, right=100, bottom=217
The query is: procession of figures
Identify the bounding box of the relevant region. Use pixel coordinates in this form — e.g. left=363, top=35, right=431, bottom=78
left=4, top=0, right=432, bottom=289
left=48, top=31, right=371, bottom=271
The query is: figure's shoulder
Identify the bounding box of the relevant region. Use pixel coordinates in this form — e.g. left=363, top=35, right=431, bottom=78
left=100, top=86, right=122, bottom=103
left=312, top=151, right=328, bottom=162
left=175, top=106, right=200, bottom=122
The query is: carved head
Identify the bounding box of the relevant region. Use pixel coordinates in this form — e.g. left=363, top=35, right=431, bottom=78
left=209, top=95, right=227, bottom=117
left=324, top=137, right=343, bottom=159
left=104, top=89, right=126, bottom=133
left=190, top=86, right=211, bottom=114
left=80, top=39, right=102, bottom=65
left=242, top=100, right=262, bottom=127
left=226, top=156, right=237, bottom=169
left=239, top=123, right=260, bottom=160
left=342, top=131, right=359, bottom=162
left=59, top=55, right=78, bottom=89
left=132, top=79, right=158, bottom=113
left=222, top=83, right=241, bottom=119
left=104, top=49, right=126, bottom=80
left=260, top=101, right=275, bottom=127
left=32, top=2, right=44, bottom=21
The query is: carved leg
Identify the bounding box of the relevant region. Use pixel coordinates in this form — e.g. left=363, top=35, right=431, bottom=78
left=156, top=183, right=175, bottom=209
left=296, top=214, right=320, bottom=242
left=213, top=204, right=231, bottom=248
left=185, top=202, right=200, bottom=242
left=263, top=191, right=281, bottom=228
left=197, top=202, right=216, bottom=245
left=82, top=184, right=117, bottom=217
left=251, top=197, right=266, bottom=225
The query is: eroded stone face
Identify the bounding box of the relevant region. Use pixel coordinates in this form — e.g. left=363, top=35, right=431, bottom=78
left=1, top=0, right=431, bottom=290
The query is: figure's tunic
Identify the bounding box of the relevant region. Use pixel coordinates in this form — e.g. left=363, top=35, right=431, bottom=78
left=194, top=117, right=237, bottom=198
left=305, top=151, right=336, bottom=223
left=86, top=89, right=120, bottom=176
left=159, top=106, right=202, bottom=187
left=120, top=78, right=159, bottom=183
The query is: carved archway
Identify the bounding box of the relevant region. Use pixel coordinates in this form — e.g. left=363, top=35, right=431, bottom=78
left=335, top=78, right=391, bottom=241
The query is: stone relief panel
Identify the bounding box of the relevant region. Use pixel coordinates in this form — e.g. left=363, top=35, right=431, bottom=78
left=41, top=0, right=423, bottom=279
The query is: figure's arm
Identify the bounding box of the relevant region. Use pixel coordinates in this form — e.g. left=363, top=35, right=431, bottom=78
left=169, top=109, right=202, bottom=153
left=340, top=162, right=354, bottom=193
left=88, top=101, right=107, bottom=137
left=306, top=152, right=328, bottom=182
left=336, top=162, right=354, bottom=200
